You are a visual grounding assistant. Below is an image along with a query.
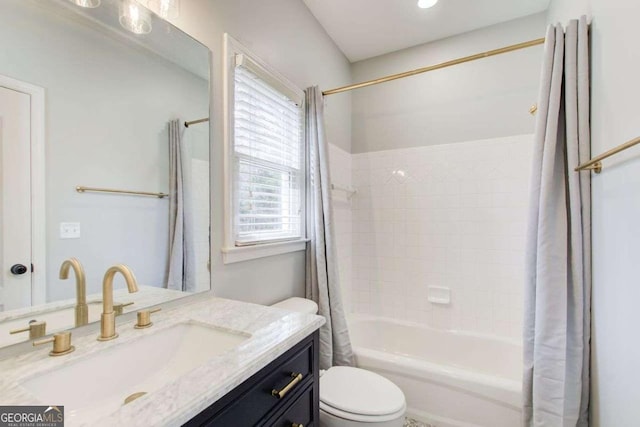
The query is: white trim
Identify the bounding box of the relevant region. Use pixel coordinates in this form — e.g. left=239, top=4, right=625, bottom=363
left=222, top=33, right=307, bottom=260
left=0, top=75, right=46, bottom=306
left=222, top=33, right=234, bottom=256
left=234, top=53, right=304, bottom=105
left=222, top=239, right=308, bottom=264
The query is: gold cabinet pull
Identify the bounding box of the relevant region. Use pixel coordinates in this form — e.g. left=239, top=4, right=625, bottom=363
left=271, top=372, right=303, bottom=399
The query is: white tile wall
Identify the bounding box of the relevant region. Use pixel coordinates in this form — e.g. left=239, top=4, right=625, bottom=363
left=328, top=144, right=353, bottom=312
left=342, top=134, right=533, bottom=340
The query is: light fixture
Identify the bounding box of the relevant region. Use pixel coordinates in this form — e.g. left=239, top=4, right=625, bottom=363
left=119, top=1, right=152, bottom=35
left=147, top=0, right=180, bottom=20
left=417, top=0, right=438, bottom=9
left=68, top=0, right=101, bottom=8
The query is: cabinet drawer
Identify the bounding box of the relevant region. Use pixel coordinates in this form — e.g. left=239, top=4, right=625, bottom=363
left=187, top=333, right=316, bottom=427
left=267, top=384, right=315, bottom=427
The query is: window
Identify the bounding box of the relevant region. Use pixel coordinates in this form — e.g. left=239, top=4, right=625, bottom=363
left=224, top=36, right=306, bottom=261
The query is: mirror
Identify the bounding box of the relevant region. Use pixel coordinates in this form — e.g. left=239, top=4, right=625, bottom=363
left=0, top=0, right=210, bottom=348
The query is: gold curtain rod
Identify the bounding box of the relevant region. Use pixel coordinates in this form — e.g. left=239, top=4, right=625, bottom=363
left=575, top=136, right=640, bottom=173
left=184, top=118, right=209, bottom=128
left=76, top=186, right=168, bottom=198
left=322, top=38, right=546, bottom=96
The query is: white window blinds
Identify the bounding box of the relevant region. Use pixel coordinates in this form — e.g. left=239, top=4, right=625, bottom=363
left=232, top=61, right=304, bottom=246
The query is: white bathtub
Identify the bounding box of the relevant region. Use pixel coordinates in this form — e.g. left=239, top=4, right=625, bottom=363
left=349, top=315, right=522, bottom=427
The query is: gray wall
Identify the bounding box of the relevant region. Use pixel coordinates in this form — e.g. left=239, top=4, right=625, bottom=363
left=0, top=1, right=209, bottom=301
left=547, top=1, right=640, bottom=425
left=351, top=13, right=546, bottom=153
left=170, top=0, right=353, bottom=304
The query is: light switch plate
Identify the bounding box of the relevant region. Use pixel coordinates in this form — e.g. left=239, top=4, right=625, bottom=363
left=60, top=222, right=81, bottom=239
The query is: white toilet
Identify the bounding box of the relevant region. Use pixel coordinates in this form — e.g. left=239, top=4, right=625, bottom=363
left=272, top=298, right=406, bottom=427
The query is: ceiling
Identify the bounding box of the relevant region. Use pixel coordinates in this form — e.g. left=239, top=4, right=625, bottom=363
left=302, top=0, right=551, bottom=62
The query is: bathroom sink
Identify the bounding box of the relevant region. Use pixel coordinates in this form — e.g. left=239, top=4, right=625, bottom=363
left=22, top=321, right=250, bottom=424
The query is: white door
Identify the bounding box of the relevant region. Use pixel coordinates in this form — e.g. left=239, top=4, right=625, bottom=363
left=0, top=86, right=32, bottom=311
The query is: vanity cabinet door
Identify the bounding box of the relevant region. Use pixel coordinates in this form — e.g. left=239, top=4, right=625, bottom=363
left=185, top=330, right=319, bottom=427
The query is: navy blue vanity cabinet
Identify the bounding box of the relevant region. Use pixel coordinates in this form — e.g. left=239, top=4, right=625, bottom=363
left=184, top=330, right=320, bottom=427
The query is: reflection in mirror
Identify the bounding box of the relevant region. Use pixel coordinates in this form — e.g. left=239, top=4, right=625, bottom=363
left=0, top=0, right=210, bottom=348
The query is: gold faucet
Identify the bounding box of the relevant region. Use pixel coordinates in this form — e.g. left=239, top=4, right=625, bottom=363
left=114, top=301, right=134, bottom=316
left=98, top=265, right=139, bottom=341
left=10, top=320, right=47, bottom=339
left=33, top=331, right=75, bottom=356
left=59, top=258, right=88, bottom=327
left=135, top=308, right=161, bottom=329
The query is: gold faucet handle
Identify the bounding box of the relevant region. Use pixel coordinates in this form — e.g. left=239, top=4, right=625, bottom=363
left=135, top=308, right=161, bottom=329
left=10, top=320, right=47, bottom=339
left=33, top=331, right=75, bottom=356
left=114, top=301, right=135, bottom=316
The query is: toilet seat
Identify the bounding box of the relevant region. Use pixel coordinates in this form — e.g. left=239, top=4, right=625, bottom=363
left=320, top=401, right=406, bottom=423
left=319, top=366, right=406, bottom=422
left=271, top=297, right=318, bottom=314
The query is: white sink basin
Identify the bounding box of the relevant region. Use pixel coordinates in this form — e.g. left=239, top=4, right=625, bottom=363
left=22, top=321, right=250, bottom=425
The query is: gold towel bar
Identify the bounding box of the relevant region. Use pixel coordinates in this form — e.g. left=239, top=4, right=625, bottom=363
left=575, top=136, right=640, bottom=173
left=184, top=118, right=209, bottom=128
left=76, top=186, right=168, bottom=198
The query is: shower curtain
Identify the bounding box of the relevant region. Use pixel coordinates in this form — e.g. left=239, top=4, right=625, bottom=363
left=167, top=119, right=196, bottom=292
left=523, top=17, right=591, bottom=426
left=305, top=86, right=354, bottom=369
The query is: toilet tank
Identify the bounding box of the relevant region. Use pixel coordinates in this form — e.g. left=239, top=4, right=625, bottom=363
left=271, top=297, right=318, bottom=315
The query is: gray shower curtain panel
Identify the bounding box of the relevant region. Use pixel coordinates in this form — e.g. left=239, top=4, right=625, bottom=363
left=168, top=119, right=196, bottom=292
left=523, top=17, right=591, bottom=427
left=305, top=86, right=355, bottom=370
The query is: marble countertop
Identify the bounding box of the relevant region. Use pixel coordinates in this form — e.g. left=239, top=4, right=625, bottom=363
left=0, top=294, right=325, bottom=426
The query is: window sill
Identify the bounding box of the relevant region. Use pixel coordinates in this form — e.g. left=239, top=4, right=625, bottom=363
left=221, top=239, right=308, bottom=264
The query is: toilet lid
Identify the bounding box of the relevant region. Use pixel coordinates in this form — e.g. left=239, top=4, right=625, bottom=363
left=320, top=367, right=405, bottom=417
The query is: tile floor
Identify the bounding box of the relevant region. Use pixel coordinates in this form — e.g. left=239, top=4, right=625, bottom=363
left=404, top=417, right=434, bottom=427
